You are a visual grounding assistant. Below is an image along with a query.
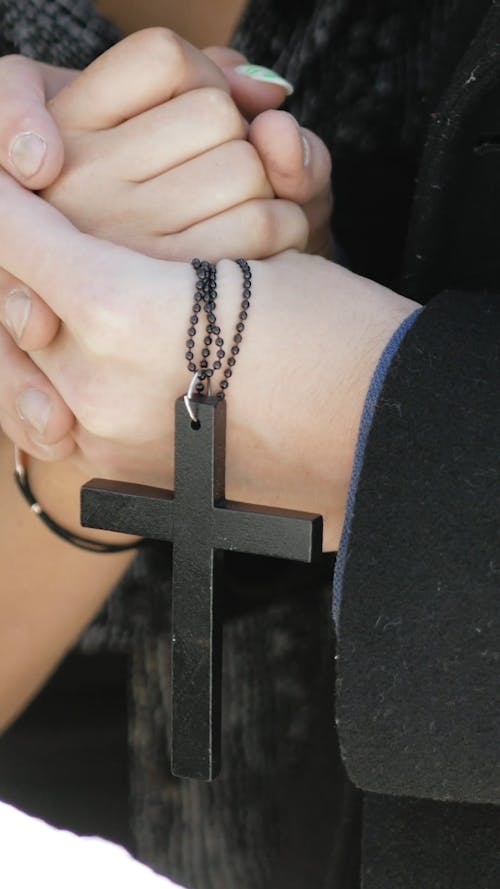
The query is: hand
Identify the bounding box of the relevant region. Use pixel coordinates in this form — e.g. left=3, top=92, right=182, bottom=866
left=0, top=40, right=289, bottom=190
left=0, top=175, right=417, bottom=550
left=0, top=32, right=333, bottom=462
left=42, top=31, right=334, bottom=261
left=0, top=38, right=332, bottom=259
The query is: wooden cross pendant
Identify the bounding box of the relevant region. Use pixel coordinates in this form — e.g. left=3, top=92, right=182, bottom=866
left=81, top=396, right=323, bottom=781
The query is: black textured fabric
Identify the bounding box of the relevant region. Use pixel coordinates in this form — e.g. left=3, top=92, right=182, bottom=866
left=404, top=0, right=500, bottom=300
left=362, top=794, right=500, bottom=889
left=127, top=582, right=361, bottom=889
left=233, top=0, right=461, bottom=289
left=337, top=290, right=500, bottom=804
left=0, top=0, right=120, bottom=66
left=234, top=0, right=457, bottom=156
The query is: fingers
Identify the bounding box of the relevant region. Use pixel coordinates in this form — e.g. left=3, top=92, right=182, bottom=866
left=249, top=110, right=332, bottom=205
left=0, top=171, right=86, bottom=324
left=44, top=137, right=275, bottom=245
left=50, top=28, right=230, bottom=132
left=157, top=198, right=309, bottom=261
left=249, top=111, right=333, bottom=253
left=0, top=55, right=71, bottom=189
left=128, top=140, right=274, bottom=234
left=0, top=269, right=61, bottom=352
left=202, top=47, right=248, bottom=67
left=106, top=87, right=247, bottom=183
left=204, top=46, right=293, bottom=119
left=0, top=168, right=176, bottom=337
left=0, top=326, right=75, bottom=460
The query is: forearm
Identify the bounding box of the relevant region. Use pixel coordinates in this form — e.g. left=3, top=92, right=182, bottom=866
left=0, top=429, right=136, bottom=732
left=210, top=255, right=419, bottom=550
left=9, top=247, right=418, bottom=557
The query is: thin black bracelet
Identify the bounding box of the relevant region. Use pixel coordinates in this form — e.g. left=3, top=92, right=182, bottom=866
left=14, top=447, right=144, bottom=554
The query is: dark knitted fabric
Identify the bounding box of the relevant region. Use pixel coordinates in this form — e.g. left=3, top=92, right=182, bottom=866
left=0, top=0, right=120, bottom=67
left=79, top=548, right=358, bottom=889
left=404, top=0, right=500, bottom=300
left=125, top=571, right=359, bottom=889
left=233, top=0, right=458, bottom=156
left=362, top=793, right=500, bottom=889
left=232, top=0, right=462, bottom=288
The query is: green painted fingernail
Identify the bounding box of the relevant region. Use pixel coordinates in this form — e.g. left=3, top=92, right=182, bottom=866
left=234, top=65, right=294, bottom=96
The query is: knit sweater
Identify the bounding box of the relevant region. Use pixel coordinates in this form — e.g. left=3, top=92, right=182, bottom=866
left=0, top=3, right=460, bottom=888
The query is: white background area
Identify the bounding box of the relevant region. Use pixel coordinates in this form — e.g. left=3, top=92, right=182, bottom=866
left=0, top=801, right=187, bottom=889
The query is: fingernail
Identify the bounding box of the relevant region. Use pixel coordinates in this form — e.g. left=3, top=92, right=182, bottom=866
left=234, top=65, right=294, bottom=96
left=16, top=389, right=53, bottom=436
left=5, top=288, right=32, bottom=340
left=9, top=131, right=47, bottom=179
left=301, top=132, right=311, bottom=168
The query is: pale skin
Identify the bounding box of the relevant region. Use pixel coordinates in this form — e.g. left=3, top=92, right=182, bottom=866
left=0, top=27, right=333, bottom=730
left=0, top=23, right=419, bottom=732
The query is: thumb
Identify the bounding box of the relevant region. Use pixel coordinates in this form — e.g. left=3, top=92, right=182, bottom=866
left=249, top=110, right=332, bottom=205
left=0, top=55, right=70, bottom=189
left=203, top=46, right=294, bottom=119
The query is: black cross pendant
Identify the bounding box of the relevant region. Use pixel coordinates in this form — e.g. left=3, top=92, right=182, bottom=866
left=81, top=396, right=323, bottom=781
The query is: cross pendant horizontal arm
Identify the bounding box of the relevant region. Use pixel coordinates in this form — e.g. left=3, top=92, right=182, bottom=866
left=82, top=479, right=173, bottom=540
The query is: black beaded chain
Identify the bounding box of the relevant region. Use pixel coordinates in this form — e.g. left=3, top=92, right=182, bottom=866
left=188, top=258, right=252, bottom=399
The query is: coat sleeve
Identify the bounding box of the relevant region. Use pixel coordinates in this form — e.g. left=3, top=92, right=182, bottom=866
left=334, top=289, right=499, bottom=805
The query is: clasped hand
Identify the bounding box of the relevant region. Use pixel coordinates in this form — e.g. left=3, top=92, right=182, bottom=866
left=0, top=28, right=417, bottom=550
left=0, top=28, right=331, bottom=457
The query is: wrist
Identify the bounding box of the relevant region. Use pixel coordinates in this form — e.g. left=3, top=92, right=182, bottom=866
left=212, top=253, right=419, bottom=550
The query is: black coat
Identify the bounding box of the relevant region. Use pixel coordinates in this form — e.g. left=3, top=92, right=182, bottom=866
left=336, top=2, right=500, bottom=886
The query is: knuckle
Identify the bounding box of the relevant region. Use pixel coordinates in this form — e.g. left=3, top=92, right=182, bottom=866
left=248, top=201, right=279, bottom=248
left=234, top=140, right=269, bottom=191
left=140, top=26, right=186, bottom=71
left=294, top=213, right=310, bottom=250
left=285, top=202, right=309, bottom=250
left=249, top=201, right=309, bottom=254
left=0, top=53, right=24, bottom=75
left=235, top=138, right=259, bottom=168
left=198, top=88, right=244, bottom=137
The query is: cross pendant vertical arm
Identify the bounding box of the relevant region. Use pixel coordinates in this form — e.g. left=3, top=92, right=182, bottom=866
left=170, top=396, right=226, bottom=781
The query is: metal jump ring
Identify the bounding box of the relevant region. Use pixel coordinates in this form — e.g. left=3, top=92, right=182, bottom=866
left=183, top=372, right=211, bottom=423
